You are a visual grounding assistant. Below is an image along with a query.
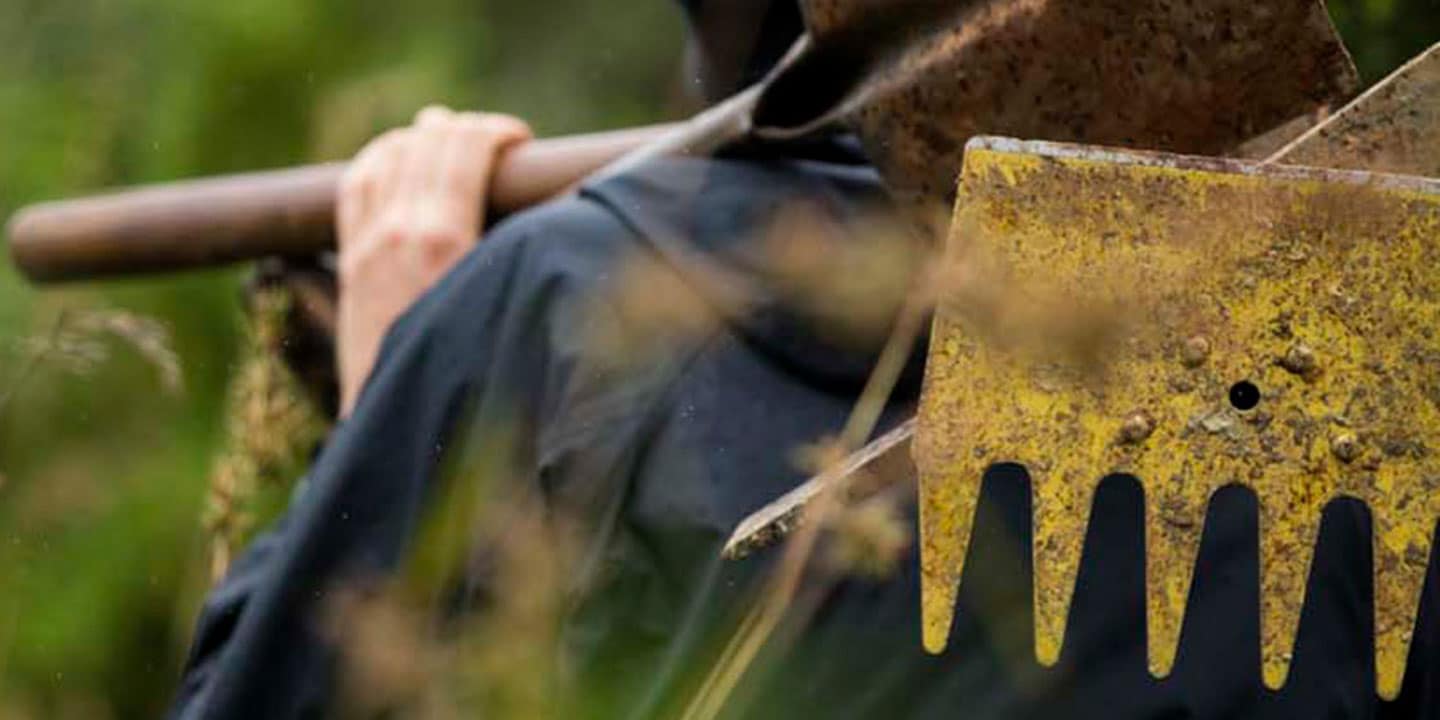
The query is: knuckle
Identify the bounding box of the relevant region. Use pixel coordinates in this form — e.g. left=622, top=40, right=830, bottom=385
left=416, top=224, right=467, bottom=250
left=456, top=112, right=489, bottom=132
left=372, top=128, right=408, bottom=153
left=444, top=171, right=479, bottom=200
left=416, top=104, right=454, bottom=127
left=338, top=169, right=369, bottom=200
left=352, top=129, right=406, bottom=169
left=457, top=114, right=499, bottom=138
left=352, top=216, right=409, bottom=252
left=455, top=113, right=530, bottom=150
left=338, top=242, right=382, bottom=278
left=381, top=128, right=414, bottom=154
left=486, top=113, right=531, bottom=140
left=376, top=222, right=412, bottom=249
left=418, top=232, right=466, bottom=269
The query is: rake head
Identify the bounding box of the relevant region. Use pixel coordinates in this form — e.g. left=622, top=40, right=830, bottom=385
left=916, top=137, right=1440, bottom=700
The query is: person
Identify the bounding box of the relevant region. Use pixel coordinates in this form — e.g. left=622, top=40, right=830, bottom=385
left=169, top=2, right=1440, bottom=718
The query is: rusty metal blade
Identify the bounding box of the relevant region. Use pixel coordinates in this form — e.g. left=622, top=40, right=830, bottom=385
left=1272, top=42, right=1440, bottom=175
left=768, top=0, right=1359, bottom=220
left=916, top=137, right=1440, bottom=698
left=916, top=448, right=979, bottom=653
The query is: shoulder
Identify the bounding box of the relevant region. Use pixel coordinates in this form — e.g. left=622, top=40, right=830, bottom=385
left=381, top=148, right=887, bottom=374
left=452, top=193, right=640, bottom=307
left=418, top=147, right=884, bottom=321
left=389, top=191, right=642, bottom=352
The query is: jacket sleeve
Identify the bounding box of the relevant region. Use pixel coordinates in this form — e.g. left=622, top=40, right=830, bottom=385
left=167, top=196, right=638, bottom=720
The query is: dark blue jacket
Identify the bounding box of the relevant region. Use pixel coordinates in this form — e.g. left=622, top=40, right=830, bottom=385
left=170, top=142, right=1440, bottom=719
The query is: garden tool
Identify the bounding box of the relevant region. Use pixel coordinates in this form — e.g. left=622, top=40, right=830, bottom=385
left=725, top=36, right=1440, bottom=699
left=916, top=136, right=1440, bottom=701
left=7, top=0, right=1355, bottom=282
left=726, top=39, right=1440, bottom=558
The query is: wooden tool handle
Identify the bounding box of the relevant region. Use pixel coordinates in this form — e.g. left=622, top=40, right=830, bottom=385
left=5, top=123, right=677, bottom=283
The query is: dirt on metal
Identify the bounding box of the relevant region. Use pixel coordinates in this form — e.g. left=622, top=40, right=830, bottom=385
left=1274, top=42, right=1440, bottom=177
left=916, top=138, right=1440, bottom=700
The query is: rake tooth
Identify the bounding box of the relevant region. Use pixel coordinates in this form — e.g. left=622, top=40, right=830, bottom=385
left=1369, top=500, right=1435, bottom=700
left=1257, top=481, right=1325, bottom=691
left=918, top=461, right=983, bottom=654
left=1031, top=467, right=1095, bottom=666
left=1143, top=483, right=1207, bottom=679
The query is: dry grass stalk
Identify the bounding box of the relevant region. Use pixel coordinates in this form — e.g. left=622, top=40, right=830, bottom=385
left=822, top=493, right=911, bottom=580
left=441, top=498, right=575, bottom=720
left=0, top=307, right=182, bottom=422
left=70, top=310, right=183, bottom=394
left=296, top=202, right=931, bottom=718
left=764, top=202, right=923, bottom=350
left=583, top=251, right=728, bottom=371
left=679, top=210, right=935, bottom=720
left=326, top=587, right=441, bottom=717
left=327, top=428, right=577, bottom=719
left=204, top=288, right=329, bottom=581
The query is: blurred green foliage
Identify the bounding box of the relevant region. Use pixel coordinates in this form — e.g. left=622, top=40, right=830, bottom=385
left=0, top=0, right=1434, bottom=716
left=0, top=1, right=679, bottom=716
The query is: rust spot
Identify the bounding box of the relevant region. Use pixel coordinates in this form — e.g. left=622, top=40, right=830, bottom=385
left=780, top=0, right=1358, bottom=230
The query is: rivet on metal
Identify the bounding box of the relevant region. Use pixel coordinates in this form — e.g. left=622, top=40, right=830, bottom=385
left=1279, top=343, right=1319, bottom=377
left=1332, top=434, right=1362, bottom=464
left=1120, top=411, right=1158, bottom=444
left=1181, top=337, right=1211, bottom=368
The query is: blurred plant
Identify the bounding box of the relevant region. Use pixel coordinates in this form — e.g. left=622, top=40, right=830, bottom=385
left=203, top=288, right=329, bottom=580
left=0, top=0, right=1434, bottom=716
left=583, top=251, right=729, bottom=371
left=674, top=201, right=935, bottom=720
left=324, top=421, right=578, bottom=720
left=0, top=0, right=681, bottom=714
left=0, top=307, right=182, bottom=424
left=314, top=197, right=931, bottom=720
left=764, top=201, right=925, bottom=350
left=822, top=494, right=911, bottom=580
left=326, top=586, right=442, bottom=717
left=0, top=303, right=186, bottom=716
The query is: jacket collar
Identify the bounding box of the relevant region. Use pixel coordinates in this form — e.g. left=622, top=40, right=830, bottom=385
left=582, top=139, right=929, bottom=394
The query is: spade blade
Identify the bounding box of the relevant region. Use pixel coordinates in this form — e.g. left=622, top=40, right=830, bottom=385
left=759, top=0, right=1359, bottom=222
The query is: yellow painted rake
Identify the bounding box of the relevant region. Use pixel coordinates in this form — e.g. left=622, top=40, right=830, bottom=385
left=916, top=136, right=1440, bottom=701
left=728, top=42, right=1440, bottom=702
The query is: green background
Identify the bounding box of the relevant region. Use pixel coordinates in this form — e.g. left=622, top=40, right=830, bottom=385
left=0, top=1, right=1434, bottom=716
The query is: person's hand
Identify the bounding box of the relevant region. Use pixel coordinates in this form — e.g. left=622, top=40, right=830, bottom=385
left=335, top=106, right=532, bottom=417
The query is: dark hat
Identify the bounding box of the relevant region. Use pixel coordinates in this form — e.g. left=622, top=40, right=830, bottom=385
left=677, top=0, right=803, bottom=101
